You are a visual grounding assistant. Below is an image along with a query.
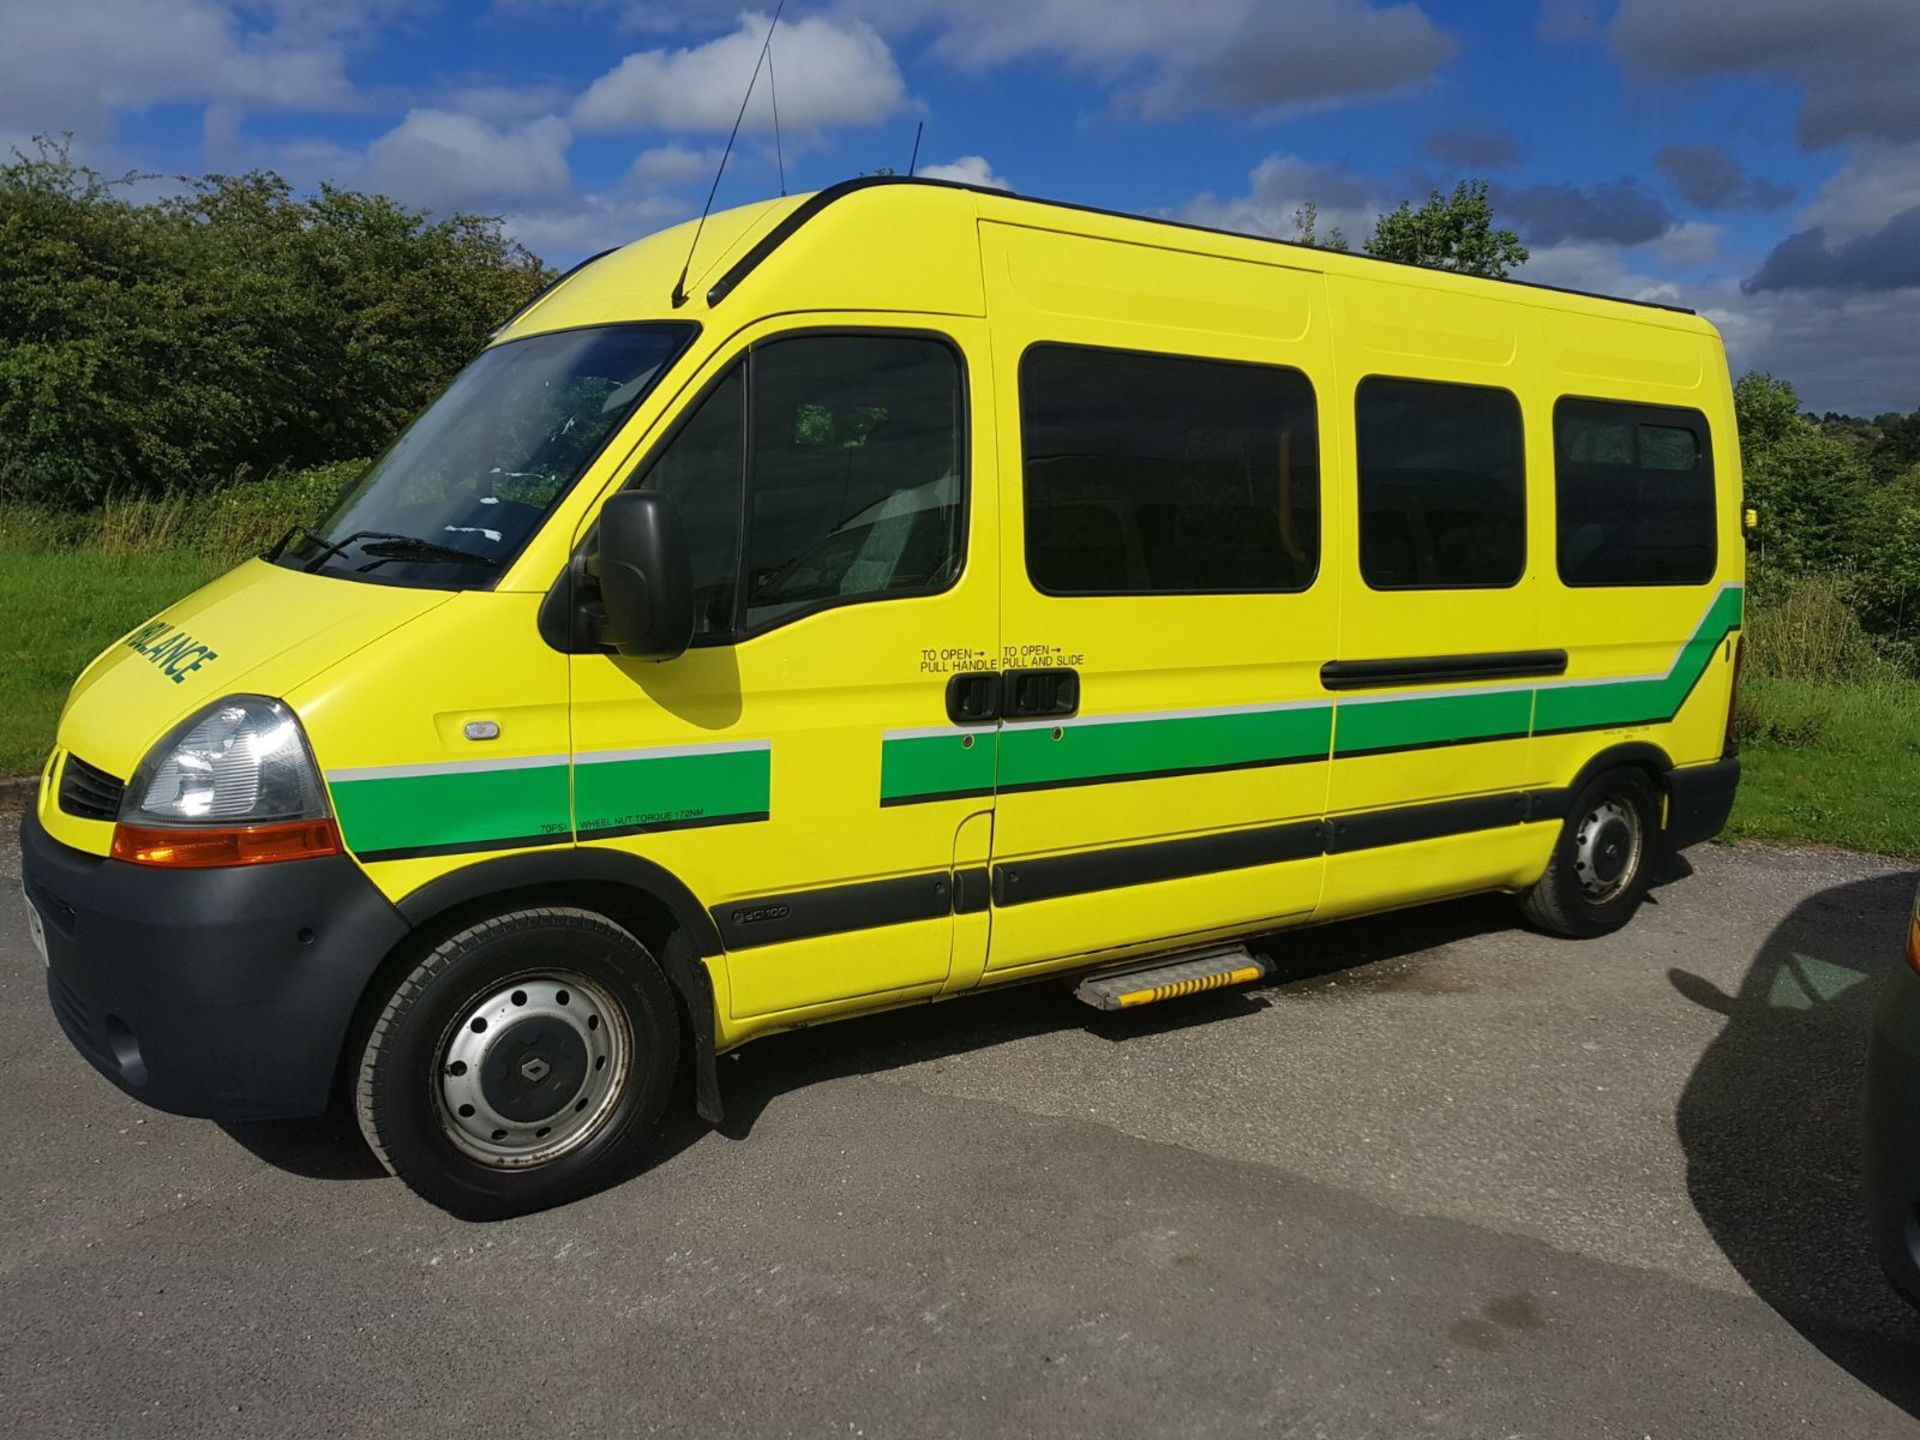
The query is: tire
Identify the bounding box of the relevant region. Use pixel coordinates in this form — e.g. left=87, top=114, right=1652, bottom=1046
left=1519, top=767, right=1660, bottom=939
left=355, top=907, right=681, bottom=1220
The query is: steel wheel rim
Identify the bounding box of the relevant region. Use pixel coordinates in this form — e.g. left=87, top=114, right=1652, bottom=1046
left=1573, top=797, right=1642, bottom=903
left=432, top=971, right=631, bottom=1168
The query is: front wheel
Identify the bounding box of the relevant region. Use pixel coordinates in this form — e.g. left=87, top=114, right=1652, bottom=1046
left=1519, top=767, right=1660, bottom=939
left=354, top=908, right=681, bottom=1220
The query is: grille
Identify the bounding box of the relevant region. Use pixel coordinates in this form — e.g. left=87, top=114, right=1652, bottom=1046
left=58, top=754, right=126, bottom=822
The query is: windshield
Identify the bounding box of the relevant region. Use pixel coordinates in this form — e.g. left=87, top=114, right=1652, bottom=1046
left=276, top=323, right=695, bottom=587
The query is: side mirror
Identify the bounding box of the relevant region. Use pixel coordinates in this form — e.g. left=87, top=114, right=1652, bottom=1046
left=592, top=491, right=695, bottom=660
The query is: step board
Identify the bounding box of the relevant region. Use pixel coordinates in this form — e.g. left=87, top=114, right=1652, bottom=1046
left=1073, top=944, right=1271, bottom=1012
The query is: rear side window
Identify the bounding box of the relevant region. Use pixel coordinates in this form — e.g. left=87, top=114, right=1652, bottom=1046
left=1555, top=399, right=1716, bottom=587
left=1356, top=377, right=1525, bottom=589
left=1020, top=344, right=1320, bottom=595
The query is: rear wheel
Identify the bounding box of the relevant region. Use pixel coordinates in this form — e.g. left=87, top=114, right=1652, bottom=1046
left=355, top=907, right=680, bottom=1219
left=1520, top=767, right=1659, bottom=938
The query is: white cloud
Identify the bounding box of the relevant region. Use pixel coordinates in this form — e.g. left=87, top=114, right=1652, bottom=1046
left=503, top=189, right=691, bottom=260
left=624, top=143, right=720, bottom=187
left=917, top=155, right=1009, bottom=190
left=848, top=0, right=1454, bottom=118
left=1797, top=140, right=1920, bottom=244
left=572, top=11, right=905, bottom=133
left=362, top=109, right=573, bottom=212
left=1180, top=154, right=1387, bottom=247
left=1646, top=220, right=1725, bottom=270
left=0, top=0, right=357, bottom=133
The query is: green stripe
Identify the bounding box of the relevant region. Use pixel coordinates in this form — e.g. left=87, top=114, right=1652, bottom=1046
left=998, top=705, right=1334, bottom=791
left=877, top=584, right=1742, bottom=801
left=880, top=732, right=997, bottom=804
left=575, top=748, right=770, bottom=832
left=330, top=744, right=771, bottom=857
left=1533, top=585, right=1745, bottom=734
left=332, top=764, right=569, bottom=856
left=1334, top=687, right=1533, bottom=756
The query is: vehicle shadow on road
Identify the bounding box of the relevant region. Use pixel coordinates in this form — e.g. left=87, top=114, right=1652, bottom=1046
left=699, top=890, right=1521, bottom=1145
left=1670, top=868, right=1920, bottom=1416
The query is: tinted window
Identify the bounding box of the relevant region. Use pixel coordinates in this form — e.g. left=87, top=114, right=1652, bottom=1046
left=630, top=333, right=965, bottom=638
left=1555, top=399, right=1716, bottom=586
left=1020, top=345, right=1320, bottom=595
left=633, top=364, right=745, bottom=637
left=744, top=335, right=965, bottom=628
left=284, top=323, right=694, bottom=588
left=1356, top=378, right=1525, bottom=589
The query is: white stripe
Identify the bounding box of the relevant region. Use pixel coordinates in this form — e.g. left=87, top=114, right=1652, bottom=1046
left=1335, top=678, right=1544, bottom=707
left=327, top=753, right=567, bottom=783
left=1000, top=697, right=1330, bottom=734
left=575, top=739, right=771, bottom=765
left=882, top=724, right=993, bottom=743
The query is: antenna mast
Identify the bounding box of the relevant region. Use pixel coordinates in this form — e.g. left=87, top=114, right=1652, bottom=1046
left=671, top=0, right=786, bottom=307
left=908, top=121, right=923, bottom=177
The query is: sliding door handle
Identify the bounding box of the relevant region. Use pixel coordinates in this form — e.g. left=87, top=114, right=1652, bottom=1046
left=1004, top=668, right=1079, bottom=719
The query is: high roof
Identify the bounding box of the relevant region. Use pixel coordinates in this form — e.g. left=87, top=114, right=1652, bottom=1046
left=502, top=175, right=1704, bottom=342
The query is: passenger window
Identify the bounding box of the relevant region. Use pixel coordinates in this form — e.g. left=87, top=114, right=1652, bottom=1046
left=1020, top=344, right=1320, bottom=595
left=632, top=363, right=745, bottom=637
left=1555, top=399, right=1716, bottom=586
left=1355, top=378, right=1525, bottom=590
left=632, top=333, right=966, bottom=638
left=743, top=334, right=966, bottom=628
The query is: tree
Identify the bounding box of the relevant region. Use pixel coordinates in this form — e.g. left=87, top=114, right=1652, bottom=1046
left=1289, top=200, right=1348, bottom=252
left=1733, top=372, right=1805, bottom=450
left=1363, top=180, right=1528, bottom=278
left=0, top=136, right=552, bottom=505
left=1734, top=372, right=1873, bottom=576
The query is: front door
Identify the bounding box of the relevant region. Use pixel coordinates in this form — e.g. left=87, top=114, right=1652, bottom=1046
left=568, top=319, right=998, bottom=1021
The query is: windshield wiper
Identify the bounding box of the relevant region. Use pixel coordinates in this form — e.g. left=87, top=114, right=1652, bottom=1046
left=268, top=526, right=499, bottom=573
left=352, top=534, right=500, bottom=571
left=265, top=523, right=350, bottom=565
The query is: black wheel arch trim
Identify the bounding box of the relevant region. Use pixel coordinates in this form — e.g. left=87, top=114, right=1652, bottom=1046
left=393, top=846, right=723, bottom=956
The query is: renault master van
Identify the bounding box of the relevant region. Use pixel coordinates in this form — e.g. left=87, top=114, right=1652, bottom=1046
left=21, top=177, right=1744, bottom=1217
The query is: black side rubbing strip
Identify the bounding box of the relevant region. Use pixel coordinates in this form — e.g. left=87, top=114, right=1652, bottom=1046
left=714, top=872, right=952, bottom=950
left=1324, top=793, right=1527, bottom=854
left=714, top=779, right=1631, bottom=943
left=954, top=866, right=991, bottom=914
left=1319, top=650, right=1569, bottom=692
left=994, top=821, right=1324, bottom=908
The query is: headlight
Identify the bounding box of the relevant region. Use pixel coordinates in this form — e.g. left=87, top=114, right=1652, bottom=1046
left=123, top=696, right=329, bottom=825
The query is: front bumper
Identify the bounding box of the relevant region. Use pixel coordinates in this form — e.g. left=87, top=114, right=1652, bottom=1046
left=22, top=806, right=409, bottom=1121
left=1866, top=957, right=1920, bottom=1308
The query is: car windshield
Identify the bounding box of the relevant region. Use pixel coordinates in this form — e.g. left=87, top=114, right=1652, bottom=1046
left=275, top=323, right=695, bottom=587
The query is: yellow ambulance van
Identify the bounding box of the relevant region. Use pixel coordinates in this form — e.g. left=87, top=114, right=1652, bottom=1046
left=21, top=178, right=1744, bottom=1217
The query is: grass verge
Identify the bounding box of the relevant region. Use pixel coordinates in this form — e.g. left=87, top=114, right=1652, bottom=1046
left=1725, top=674, right=1920, bottom=860
left=0, top=546, right=228, bottom=774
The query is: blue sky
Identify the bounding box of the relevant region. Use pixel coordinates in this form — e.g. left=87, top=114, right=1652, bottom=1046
left=5, top=0, right=1920, bottom=413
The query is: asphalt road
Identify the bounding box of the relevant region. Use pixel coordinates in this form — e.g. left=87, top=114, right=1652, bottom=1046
left=4, top=815, right=1919, bottom=1439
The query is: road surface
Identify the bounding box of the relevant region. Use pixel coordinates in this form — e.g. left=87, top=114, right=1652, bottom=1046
left=4, top=814, right=1917, bottom=1437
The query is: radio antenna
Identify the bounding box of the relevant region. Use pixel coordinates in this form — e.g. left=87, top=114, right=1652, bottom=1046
left=907, top=121, right=923, bottom=177
left=768, top=35, right=786, bottom=196
left=672, top=0, right=786, bottom=307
